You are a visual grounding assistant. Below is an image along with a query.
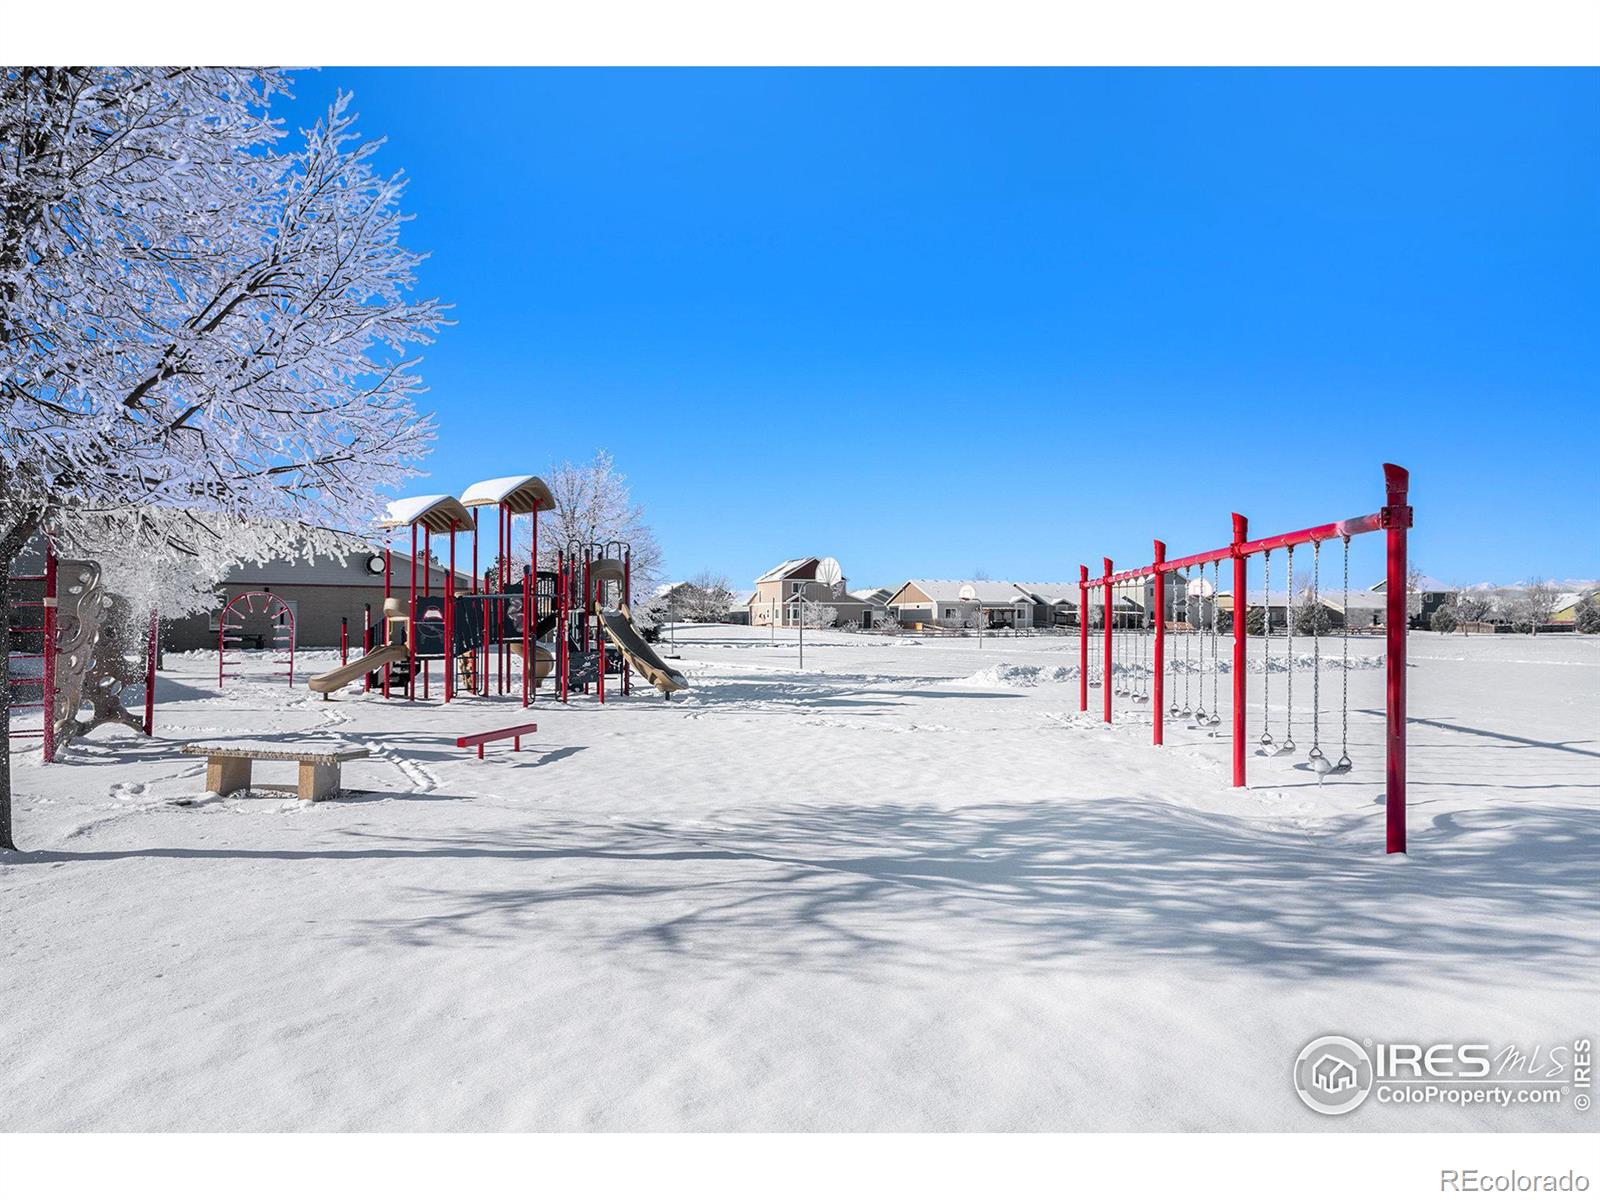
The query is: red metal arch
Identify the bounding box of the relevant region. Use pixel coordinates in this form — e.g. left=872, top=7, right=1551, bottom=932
left=217, top=591, right=296, bottom=689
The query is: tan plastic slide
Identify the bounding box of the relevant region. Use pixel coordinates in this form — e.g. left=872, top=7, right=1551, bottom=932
left=506, top=640, right=557, bottom=684
left=595, top=605, right=689, bottom=695
left=307, top=642, right=410, bottom=695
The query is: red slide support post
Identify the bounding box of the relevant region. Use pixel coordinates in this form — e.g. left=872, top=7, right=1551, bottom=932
left=1152, top=540, right=1166, bottom=745
left=530, top=508, right=540, bottom=695
left=1383, top=464, right=1411, bottom=854
left=340, top=616, right=348, bottom=666
left=382, top=544, right=392, bottom=699
left=522, top=566, right=532, bottom=708
left=444, top=519, right=457, bottom=703
left=1102, top=558, right=1113, bottom=724
left=1078, top=565, right=1089, bottom=713
left=364, top=601, right=374, bottom=694
left=1230, top=513, right=1248, bottom=788
left=408, top=524, right=418, bottom=701
left=144, top=608, right=158, bottom=736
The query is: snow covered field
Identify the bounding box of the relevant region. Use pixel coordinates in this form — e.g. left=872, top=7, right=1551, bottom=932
left=2, top=626, right=1595, bottom=1132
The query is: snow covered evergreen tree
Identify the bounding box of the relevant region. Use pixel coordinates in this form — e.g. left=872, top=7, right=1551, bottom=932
left=0, top=68, right=446, bottom=849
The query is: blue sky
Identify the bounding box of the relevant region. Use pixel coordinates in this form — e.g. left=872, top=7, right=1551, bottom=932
left=278, top=69, right=1597, bottom=590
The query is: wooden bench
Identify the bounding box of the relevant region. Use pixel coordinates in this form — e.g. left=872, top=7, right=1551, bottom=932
left=180, top=743, right=370, bottom=803
left=455, top=721, right=538, bottom=759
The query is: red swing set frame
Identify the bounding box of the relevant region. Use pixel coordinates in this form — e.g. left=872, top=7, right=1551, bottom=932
left=1078, top=463, right=1412, bottom=853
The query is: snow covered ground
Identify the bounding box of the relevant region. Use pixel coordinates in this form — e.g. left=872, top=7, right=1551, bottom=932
left=2, top=625, right=1595, bottom=1131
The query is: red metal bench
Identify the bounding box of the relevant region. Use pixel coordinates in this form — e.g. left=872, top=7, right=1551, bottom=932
left=455, top=721, right=538, bottom=759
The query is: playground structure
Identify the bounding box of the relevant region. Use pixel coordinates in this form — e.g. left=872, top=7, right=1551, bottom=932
left=6, top=541, right=160, bottom=762
left=1076, top=463, right=1412, bottom=853
left=305, top=475, right=686, bottom=706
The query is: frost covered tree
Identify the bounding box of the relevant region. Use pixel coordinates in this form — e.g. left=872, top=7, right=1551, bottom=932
left=1449, top=585, right=1494, bottom=635
left=679, top=571, right=734, bottom=621
left=0, top=68, right=446, bottom=849
left=1520, top=580, right=1559, bottom=635
left=534, top=451, right=663, bottom=599
left=1574, top=593, right=1600, bottom=634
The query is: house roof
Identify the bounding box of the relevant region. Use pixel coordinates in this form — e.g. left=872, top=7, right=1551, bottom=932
left=894, top=579, right=1039, bottom=606
left=1216, top=590, right=1383, bottom=610
left=1011, top=581, right=1087, bottom=605
left=849, top=587, right=891, bottom=604
left=459, top=474, right=556, bottom=514
left=1370, top=575, right=1453, bottom=593
left=755, top=557, right=819, bottom=584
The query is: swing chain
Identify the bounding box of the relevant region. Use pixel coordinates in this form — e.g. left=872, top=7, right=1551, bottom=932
left=1282, top=544, right=1295, bottom=753
left=1338, top=535, right=1352, bottom=772
left=1259, top=549, right=1273, bottom=746
left=1309, top=539, right=1328, bottom=772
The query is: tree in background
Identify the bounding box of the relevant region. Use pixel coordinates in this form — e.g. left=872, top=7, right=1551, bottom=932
left=1521, top=580, right=1559, bottom=635
left=537, top=451, right=663, bottom=600
left=0, top=68, right=446, bottom=849
left=674, top=572, right=735, bottom=622
left=1574, top=593, right=1600, bottom=634
left=1429, top=608, right=1458, bottom=633
left=1449, top=586, right=1494, bottom=635
left=1293, top=584, right=1335, bottom=636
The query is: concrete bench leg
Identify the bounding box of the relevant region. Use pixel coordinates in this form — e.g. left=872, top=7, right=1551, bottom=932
left=207, top=756, right=252, bottom=797
left=298, top=761, right=342, bottom=803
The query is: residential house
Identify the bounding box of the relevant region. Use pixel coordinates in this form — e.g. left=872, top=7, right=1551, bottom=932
left=747, top=557, right=878, bottom=628
left=1369, top=574, right=1456, bottom=626
left=884, top=580, right=1042, bottom=630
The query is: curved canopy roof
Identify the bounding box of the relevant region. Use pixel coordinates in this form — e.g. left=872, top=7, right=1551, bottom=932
left=379, top=494, right=475, bottom=533
left=460, top=475, right=556, bottom=515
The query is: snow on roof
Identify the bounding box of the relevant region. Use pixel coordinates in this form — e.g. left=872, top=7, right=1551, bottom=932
left=897, top=579, right=1039, bottom=605
left=1370, top=574, right=1454, bottom=593
left=459, top=475, right=555, bottom=514
left=378, top=495, right=475, bottom=533
left=756, top=557, right=819, bottom=584
left=1011, top=581, right=1085, bottom=605
left=1217, top=590, right=1384, bottom=609
left=849, top=587, right=891, bottom=604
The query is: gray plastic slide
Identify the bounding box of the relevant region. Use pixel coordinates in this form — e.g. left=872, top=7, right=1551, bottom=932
left=595, top=606, right=689, bottom=695
left=307, top=642, right=410, bottom=695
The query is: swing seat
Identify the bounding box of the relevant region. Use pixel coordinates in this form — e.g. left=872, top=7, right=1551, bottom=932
left=1332, top=754, right=1353, bottom=774
left=1311, top=755, right=1335, bottom=776
left=1274, top=738, right=1297, bottom=756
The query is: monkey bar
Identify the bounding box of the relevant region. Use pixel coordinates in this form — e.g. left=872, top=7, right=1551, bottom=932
left=1077, top=463, right=1412, bottom=853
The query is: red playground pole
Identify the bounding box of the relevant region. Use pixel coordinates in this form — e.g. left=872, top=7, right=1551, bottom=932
left=530, top=508, right=540, bottom=694
left=1078, top=565, right=1088, bottom=712
left=364, top=601, right=373, bottom=694
left=382, top=543, right=393, bottom=699
left=340, top=616, right=348, bottom=665
left=143, top=607, right=157, bottom=736
left=1230, top=513, right=1248, bottom=788
left=1102, top=557, right=1113, bottom=724
left=522, top=565, right=532, bottom=707
left=408, top=524, right=418, bottom=700
left=1152, top=541, right=1166, bottom=745
left=1383, top=464, right=1412, bottom=854
left=558, top=550, right=569, bottom=704
left=445, top=519, right=457, bottom=703
left=622, top=547, right=632, bottom=695
left=423, top=526, right=432, bottom=700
